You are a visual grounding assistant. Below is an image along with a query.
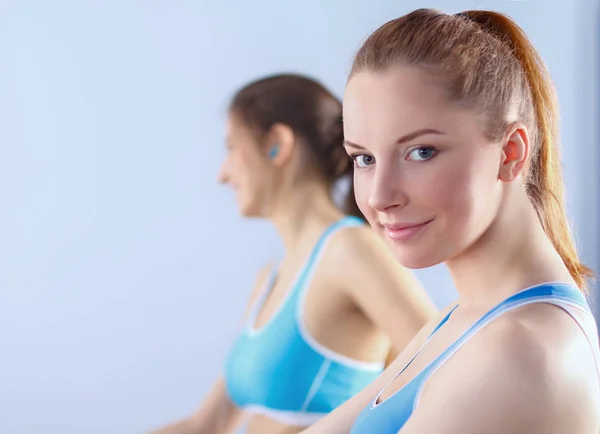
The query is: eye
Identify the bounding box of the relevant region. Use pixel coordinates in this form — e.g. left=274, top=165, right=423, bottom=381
left=352, top=154, right=375, bottom=168
left=407, top=147, right=437, bottom=161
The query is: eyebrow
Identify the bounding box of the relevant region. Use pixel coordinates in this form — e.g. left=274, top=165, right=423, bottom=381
left=343, top=128, right=445, bottom=149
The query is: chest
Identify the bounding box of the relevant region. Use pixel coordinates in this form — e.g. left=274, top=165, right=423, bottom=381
left=251, top=259, right=350, bottom=335
left=376, top=311, right=479, bottom=403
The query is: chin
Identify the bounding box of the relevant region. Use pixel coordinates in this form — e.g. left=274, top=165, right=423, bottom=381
left=238, top=200, right=266, bottom=219
left=388, top=245, right=446, bottom=270
left=395, top=255, right=439, bottom=270
left=239, top=206, right=259, bottom=218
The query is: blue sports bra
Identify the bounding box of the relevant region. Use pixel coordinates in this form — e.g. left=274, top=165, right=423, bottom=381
left=224, top=216, right=385, bottom=426
left=350, top=282, right=600, bottom=433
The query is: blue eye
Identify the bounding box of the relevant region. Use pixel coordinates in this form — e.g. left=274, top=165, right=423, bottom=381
left=408, top=147, right=437, bottom=161
left=353, top=154, right=375, bottom=168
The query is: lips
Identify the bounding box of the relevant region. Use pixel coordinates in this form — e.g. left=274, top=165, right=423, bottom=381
left=381, top=218, right=434, bottom=242
left=382, top=221, right=427, bottom=230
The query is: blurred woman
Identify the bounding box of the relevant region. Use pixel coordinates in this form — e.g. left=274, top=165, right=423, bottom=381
left=151, top=73, right=436, bottom=434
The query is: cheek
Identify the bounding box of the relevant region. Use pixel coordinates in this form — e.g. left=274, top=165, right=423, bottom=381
left=435, top=164, right=474, bottom=215
left=233, top=153, right=255, bottom=184
left=432, top=155, right=501, bottom=236
left=236, top=153, right=272, bottom=202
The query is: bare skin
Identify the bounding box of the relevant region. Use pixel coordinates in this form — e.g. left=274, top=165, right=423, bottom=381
left=151, top=109, right=437, bottom=434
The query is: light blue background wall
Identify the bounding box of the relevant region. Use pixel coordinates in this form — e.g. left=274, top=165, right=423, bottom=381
left=0, top=1, right=597, bottom=433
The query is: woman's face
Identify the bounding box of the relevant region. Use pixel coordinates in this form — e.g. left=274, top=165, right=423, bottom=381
left=343, top=66, right=506, bottom=268
left=218, top=115, right=274, bottom=218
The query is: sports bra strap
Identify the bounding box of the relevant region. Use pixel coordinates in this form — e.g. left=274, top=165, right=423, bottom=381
left=295, top=216, right=364, bottom=295
left=304, top=216, right=365, bottom=267
left=413, top=283, right=598, bottom=407
left=248, top=216, right=365, bottom=330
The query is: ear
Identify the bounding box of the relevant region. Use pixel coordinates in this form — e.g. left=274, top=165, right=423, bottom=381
left=266, top=123, right=295, bottom=167
left=498, top=122, right=530, bottom=183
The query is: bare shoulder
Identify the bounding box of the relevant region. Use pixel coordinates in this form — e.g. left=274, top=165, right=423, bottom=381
left=470, top=303, right=598, bottom=400
left=317, top=224, right=383, bottom=279
left=492, top=301, right=598, bottom=372
left=321, top=223, right=433, bottom=302
left=321, top=224, right=418, bottom=284
left=324, top=224, right=386, bottom=260
left=409, top=304, right=600, bottom=433
left=502, top=303, right=599, bottom=394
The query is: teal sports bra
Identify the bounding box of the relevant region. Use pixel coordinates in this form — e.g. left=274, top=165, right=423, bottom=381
left=350, top=283, right=600, bottom=433
left=224, top=216, right=385, bottom=426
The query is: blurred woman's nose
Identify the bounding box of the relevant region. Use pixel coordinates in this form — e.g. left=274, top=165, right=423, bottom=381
left=217, top=159, right=229, bottom=184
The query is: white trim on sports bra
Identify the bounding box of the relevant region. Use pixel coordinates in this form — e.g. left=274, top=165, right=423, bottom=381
left=243, top=404, right=328, bottom=426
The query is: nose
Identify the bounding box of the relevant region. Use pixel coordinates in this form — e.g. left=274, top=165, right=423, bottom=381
left=217, top=158, right=229, bottom=185
left=368, top=162, right=408, bottom=212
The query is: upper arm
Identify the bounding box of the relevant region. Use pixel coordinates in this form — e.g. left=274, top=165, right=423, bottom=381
left=324, top=227, right=437, bottom=351
left=398, top=324, right=579, bottom=434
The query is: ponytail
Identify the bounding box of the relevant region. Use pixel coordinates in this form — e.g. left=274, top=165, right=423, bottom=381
left=459, top=11, right=593, bottom=290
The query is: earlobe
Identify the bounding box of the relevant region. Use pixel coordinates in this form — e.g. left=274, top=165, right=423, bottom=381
left=498, top=124, right=530, bottom=183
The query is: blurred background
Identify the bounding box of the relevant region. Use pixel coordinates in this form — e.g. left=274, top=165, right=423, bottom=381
left=0, top=0, right=598, bottom=433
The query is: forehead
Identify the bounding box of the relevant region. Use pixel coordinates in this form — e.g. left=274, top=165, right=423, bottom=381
left=343, top=67, right=480, bottom=146
left=226, top=113, right=243, bottom=136
left=226, top=113, right=255, bottom=142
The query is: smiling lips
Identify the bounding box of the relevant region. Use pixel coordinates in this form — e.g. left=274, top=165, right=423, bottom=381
left=381, top=219, right=434, bottom=242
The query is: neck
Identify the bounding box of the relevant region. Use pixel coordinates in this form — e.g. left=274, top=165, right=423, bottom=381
left=269, top=180, right=343, bottom=251
left=445, top=187, right=573, bottom=311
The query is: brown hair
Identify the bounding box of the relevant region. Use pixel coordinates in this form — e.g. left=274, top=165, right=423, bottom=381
left=230, top=73, right=362, bottom=218
left=351, top=9, right=592, bottom=289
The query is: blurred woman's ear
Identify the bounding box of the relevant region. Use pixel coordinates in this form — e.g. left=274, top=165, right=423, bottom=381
left=266, top=123, right=295, bottom=167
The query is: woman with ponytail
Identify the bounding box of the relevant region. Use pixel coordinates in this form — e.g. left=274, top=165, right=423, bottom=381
left=302, top=9, right=600, bottom=434
left=152, top=74, right=435, bottom=434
